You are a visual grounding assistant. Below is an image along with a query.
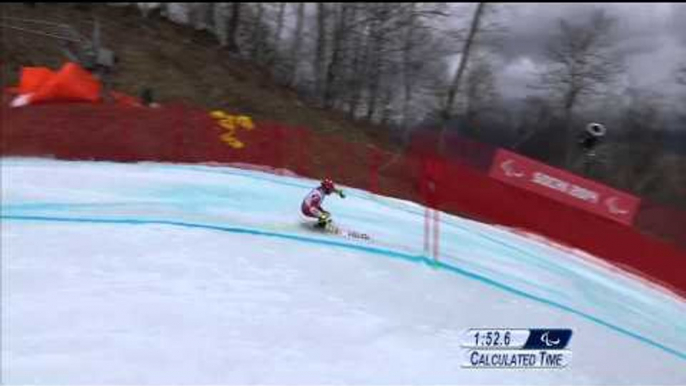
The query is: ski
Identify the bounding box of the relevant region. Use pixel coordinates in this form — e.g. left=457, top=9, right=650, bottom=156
left=323, top=222, right=371, bottom=242
left=304, top=221, right=371, bottom=242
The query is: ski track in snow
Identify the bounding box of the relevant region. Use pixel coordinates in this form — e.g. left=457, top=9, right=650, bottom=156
left=2, top=158, right=685, bottom=385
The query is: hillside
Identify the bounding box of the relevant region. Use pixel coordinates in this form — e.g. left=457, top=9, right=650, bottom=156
left=1, top=3, right=395, bottom=147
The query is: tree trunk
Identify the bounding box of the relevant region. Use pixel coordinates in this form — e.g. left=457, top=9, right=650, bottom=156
left=439, top=2, right=486, bottom=153
left=402, top=3, right=417, bottom=131
left=365, top=5, right=385, bottom=122
left=315, top=3, right=328, bottom=102
left=323, top=4, right=348, bottom=109
left=226, top=2, right=242, bottom=53
left=288, top=3, right=305, bottom=87
left=213, top=3, right=228, bottom=46
left=347, top=6, right=365, bottom=118
left=251, top=3, right=265, bottom=61
left=563, top=88, right=579, bottom=168
left=274, top=2, right=286, bottom=48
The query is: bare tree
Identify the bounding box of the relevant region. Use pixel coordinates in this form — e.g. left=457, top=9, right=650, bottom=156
left=676, top=64, right=686, bottom=124
left=212, top=3, right=229, bottom=47
left=364, top=3, right=387, bottom=121
left=323, top=3, right=351, bottom=108
left=362, top=3, right=413, bottom=122
left=539, top=9, right=624, bottom=113
left=314, top=3, right=329, bottom=102
left=152, top=2, right=464, bottom=131
left=273, top=2, right=286, bottom=49
left=442, top=3, right=486, bottom=117
left=439, top=2, right=486, bottom=152
left=534, top=9, right=624, bottom=167
left=677, top=64, right=686, bottom=86
left=605, top=88, right=666, bottom=194
left=249, top=3, right=266, bottom=61
left=288, top=3, right=305, bottom=87
left=345, top=5, right=367, bottom=118
left=226, top=3, right=242, bottom=53
left=400, top=3, right=453, bottom=127
left=401, top=3, right=419, bottom=127
left=463, top=54, right=499, bottom=126
left=187, top=3, right=212, bottom=31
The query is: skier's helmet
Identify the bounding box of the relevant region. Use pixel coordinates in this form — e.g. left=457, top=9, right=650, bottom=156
left=321, top=178, right=335, bottom=194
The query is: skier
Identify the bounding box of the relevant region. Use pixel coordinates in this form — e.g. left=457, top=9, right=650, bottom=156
left=301, top=178, right=346, bottom=227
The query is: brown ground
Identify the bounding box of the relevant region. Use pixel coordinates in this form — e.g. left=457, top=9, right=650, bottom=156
left=1, top=3, right=396, bottom=147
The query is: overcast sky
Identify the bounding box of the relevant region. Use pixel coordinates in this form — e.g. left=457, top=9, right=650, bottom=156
left=162, top=3, right=686, bottom=106
left=480, top=3, right=686, bottom=101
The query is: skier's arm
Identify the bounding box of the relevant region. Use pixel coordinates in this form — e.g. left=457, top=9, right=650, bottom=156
left=310, top=194, right=328, bottom=212
left=336, top=189, right=346, bottom=198
left=316, top=203, right=330, bottom=217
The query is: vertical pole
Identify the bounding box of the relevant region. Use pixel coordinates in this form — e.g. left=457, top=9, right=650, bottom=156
left=424, top=206, right=431, bottom=256
left=369, top=147, right=382, bottom=194
left=432, top=208, right=440, bottom=263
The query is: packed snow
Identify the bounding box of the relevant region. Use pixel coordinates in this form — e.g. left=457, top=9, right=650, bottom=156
left=2, top=158, right=685, bottom=384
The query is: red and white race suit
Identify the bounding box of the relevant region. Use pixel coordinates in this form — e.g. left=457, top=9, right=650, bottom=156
left=301, top=187, right=328, bottom=218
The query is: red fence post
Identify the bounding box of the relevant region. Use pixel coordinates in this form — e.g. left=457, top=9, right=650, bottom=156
left=368, top=146, right=382, bottom=194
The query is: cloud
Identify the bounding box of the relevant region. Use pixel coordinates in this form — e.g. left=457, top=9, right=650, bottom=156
left=668, top=3, right=686, bottom=46
left=497, top=56, right=542, bottom=99
left=489, top=3, right=685, bottom=98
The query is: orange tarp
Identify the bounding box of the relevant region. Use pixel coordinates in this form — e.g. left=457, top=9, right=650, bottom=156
left=18, top=67, right=55, bottom=94
left=11, top=63, right=151, bottom=108
left=29, top=62, right=101, bottom=104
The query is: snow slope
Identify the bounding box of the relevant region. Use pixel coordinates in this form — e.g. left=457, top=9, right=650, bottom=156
left=2, top=158, right=685, bottom=384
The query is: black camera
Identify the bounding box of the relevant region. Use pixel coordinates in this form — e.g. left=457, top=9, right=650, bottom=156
left=578, top=122, right=606, bottom=152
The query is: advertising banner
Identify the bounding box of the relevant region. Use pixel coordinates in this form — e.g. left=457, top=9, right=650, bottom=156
left=489, top=149, right=640, bottom=225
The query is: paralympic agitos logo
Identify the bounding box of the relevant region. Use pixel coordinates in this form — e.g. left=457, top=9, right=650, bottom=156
left=523, top=329, right=573, bottom=350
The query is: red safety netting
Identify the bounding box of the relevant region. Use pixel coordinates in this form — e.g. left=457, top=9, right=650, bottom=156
left=2, top=100, right=684, bottom=296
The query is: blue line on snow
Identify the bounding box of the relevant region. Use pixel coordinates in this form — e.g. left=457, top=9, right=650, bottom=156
left=2, top=213, right=685, bottom=362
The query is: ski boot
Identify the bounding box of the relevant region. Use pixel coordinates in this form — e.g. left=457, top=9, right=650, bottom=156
left=316, top=212, right=332, bottom=228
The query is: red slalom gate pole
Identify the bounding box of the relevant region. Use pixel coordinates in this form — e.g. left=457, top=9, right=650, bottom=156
left=433, top=207, right=440, bottom=263
left=368, top=147, right=382, bottom=194
left=424, top=206, right=431, bottom=256
left=421, top=157, right=430, bottom=256
left=422, top=156, right=441, bottom=263
left=421, top=156, right=441, bottom=261
left=423, top=207, right=440, bottom=262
